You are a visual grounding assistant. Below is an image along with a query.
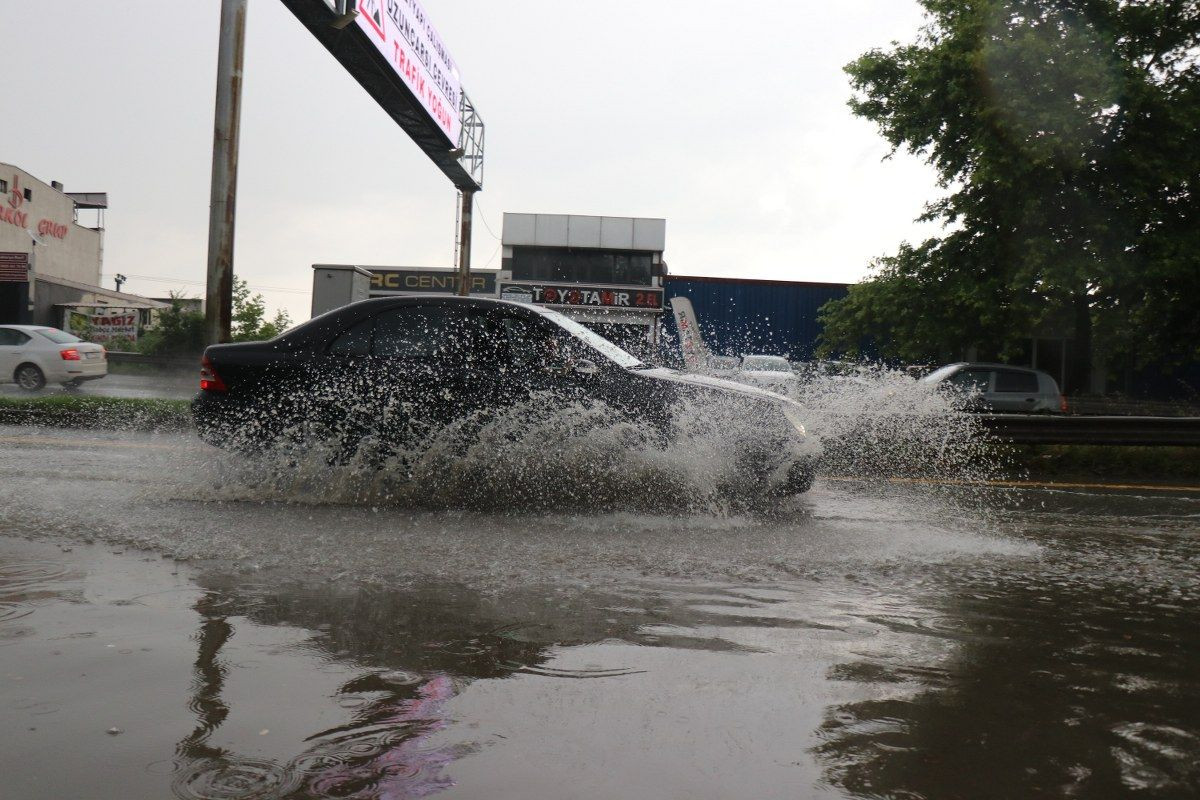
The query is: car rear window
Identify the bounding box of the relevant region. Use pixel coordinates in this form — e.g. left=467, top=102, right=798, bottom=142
left=995, top=370, right=1039, bottom=393
left=35, top=328, right=82, bottom=344
left=0, top=328, right=31, bottom=346
left=328, top=318, right=372, bottom=356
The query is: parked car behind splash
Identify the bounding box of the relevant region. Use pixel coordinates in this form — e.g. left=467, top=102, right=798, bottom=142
left=192, top=296, right=817, bottom=496
left=0, top=325, right=107, bottom=390
left=735, top=355, right=799, bottom=391
left=922, top=362, right=1067, bottom=413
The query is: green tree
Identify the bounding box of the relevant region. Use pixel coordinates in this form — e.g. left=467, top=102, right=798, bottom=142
left=138, top=293, right=205, bottom=356
left=818, top=0, right=1200, bottom=389
left=231, top=277, right=292, bottom=342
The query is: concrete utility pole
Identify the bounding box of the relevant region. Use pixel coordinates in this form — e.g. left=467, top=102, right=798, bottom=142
left=204, top=0, right=247, bottom=345
left=456, top=190, right=474, bottom=296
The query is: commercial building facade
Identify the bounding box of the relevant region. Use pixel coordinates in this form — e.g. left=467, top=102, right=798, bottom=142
left=0, top=162, right=163, bottom=332
left=497, top=213, right=666, bottom=352
left=317, top=213, right=669, bottom=355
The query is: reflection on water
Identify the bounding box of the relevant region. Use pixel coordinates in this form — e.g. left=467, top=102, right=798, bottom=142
left=169, top=585, right=522, bottom=800
left=1, top=487, right=1199, bottom=799
left=815, top=510, right=1200, bottom=799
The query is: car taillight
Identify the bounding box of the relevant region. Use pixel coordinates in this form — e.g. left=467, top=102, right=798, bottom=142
left=1060, top=395, right=1069, bottom=413
left=60, top=348, right=80, bottom=361
left=200, top=355, right=228, bottom=392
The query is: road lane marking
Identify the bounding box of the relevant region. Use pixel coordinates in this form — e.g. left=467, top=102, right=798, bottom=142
left=825, top=476, right=1200, bottom=493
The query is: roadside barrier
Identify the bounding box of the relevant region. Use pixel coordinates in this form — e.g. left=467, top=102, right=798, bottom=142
left=980, top=414, right=1200, bottom=446
left=106, top=351, right=199, bottom=370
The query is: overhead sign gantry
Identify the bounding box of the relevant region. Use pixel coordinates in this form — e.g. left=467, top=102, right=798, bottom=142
left=280, top=0, right=484, bottom=192
left=205, top=0, right=485, bottom=344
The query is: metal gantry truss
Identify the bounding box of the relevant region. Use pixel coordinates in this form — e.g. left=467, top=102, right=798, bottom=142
left=457, top=90, right=485, bottom=189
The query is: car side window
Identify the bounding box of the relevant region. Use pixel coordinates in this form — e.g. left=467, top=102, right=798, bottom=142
left=0, top=329, right=29, bottom=346
left=947, top=369, right=991, bottom=391
left=328, top=318, right=373, bottom=356
left=372, top=305, right=492, bottom=364
left=995, top=370, right=1039, bottom=393
left=499, top=316, right=551, bottom=371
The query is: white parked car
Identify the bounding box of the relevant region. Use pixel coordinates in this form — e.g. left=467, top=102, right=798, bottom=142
left=0, top=325, right=107, bottom=391
left=736, top=354, right=798, bottom=389
left=922, top=362, right=1067, bottom=413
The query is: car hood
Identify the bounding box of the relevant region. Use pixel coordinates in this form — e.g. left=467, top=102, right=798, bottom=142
left=634, top=367, right=799, bottom=406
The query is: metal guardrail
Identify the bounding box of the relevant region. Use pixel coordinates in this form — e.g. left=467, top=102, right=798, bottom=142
left=980, top=415, right=1200, bottom=446
left=106, top=351, right=199, bottom=370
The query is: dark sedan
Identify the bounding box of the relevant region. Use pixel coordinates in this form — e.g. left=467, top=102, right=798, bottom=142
left=192, top=296, right=816, bottom=495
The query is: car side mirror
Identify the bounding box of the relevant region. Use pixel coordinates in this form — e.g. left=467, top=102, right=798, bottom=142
left=573, top=359, right=599, bottom=377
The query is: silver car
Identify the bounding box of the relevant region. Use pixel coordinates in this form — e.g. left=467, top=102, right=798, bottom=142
left=922, top=362, right=1067, bottom=413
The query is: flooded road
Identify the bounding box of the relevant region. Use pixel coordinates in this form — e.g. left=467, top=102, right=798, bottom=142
left=1, top=427, right=1198, bottom=799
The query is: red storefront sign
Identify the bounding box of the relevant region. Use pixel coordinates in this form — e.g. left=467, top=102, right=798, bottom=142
left=2, top=174, right=68, bottom=239
left=500, top=282, right=664, bottom=311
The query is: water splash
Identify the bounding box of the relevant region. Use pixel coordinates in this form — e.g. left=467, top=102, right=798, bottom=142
left=728, top=362, right=1004, bottom=485
left=196, top=387, right=817, bottom=514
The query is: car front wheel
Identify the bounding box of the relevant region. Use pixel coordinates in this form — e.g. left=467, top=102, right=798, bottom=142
left=15, top=364, right=46, bottom=391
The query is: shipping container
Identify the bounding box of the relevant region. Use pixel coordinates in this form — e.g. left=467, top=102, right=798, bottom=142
left=662, top=276, right=849, bottom=361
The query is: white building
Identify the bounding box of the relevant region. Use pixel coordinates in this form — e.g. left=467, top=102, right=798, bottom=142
left=0, top=162, right=163, bottom=328
left=499, top=213, right=667, bottom=350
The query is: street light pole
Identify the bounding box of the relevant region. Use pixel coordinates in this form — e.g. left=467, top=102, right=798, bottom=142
left=204, top=0, right=247, bottom=345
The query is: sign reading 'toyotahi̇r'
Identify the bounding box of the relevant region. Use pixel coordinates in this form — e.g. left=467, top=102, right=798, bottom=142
left=499, top=282, right=664, bottom=312
left=356, top=0, right=462, bottom=145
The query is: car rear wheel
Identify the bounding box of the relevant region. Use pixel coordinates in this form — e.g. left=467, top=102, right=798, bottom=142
left=15, top=364, right=46, bottom=391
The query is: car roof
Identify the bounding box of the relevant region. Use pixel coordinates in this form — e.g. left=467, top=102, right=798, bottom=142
left=280, top=294, right=549, bottom=347
left=963, top=362, right=1040, bottom=372
left=943, top=362, right=1052, bottom=377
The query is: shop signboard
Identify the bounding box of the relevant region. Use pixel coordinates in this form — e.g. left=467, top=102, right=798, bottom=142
left=67, top=309, right=138, bottom=343
left=498, top=281, right=664, bottom=312
left=0, top=252, right=30, bottom=282
left=369, top=268, right=497, bottom=296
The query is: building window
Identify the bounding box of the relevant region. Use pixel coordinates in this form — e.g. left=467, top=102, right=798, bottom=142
left=511, top=247, right=655, bottom=285
left=0, top=179, right=7, bottom=194
left=23, top=188, right=32, bottom=202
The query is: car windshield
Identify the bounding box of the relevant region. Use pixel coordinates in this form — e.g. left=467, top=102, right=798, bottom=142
left=35, top=328, right=82, bottom=344
left=534, top=307, right=647, bottom=369
left=742, top=356, right=791, bottom=372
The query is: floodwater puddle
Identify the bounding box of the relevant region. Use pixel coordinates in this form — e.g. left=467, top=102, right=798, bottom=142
left=1, top=479, right=1198, bottom=798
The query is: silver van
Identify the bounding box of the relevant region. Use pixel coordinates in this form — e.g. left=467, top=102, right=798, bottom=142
left=922, top=362, right=1067, bottom=413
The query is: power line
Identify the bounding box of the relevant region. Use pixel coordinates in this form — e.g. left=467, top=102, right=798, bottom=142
left=104, top=273, right=308, bottom=294
left=473, top=196, right=501, bottom=241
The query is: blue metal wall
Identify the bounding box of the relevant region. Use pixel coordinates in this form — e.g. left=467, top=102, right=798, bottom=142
left=662, top=277, right=849, bottom=360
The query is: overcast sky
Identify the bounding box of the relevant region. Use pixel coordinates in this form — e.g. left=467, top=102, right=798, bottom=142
left=4, top=1, right=941, bottom=321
